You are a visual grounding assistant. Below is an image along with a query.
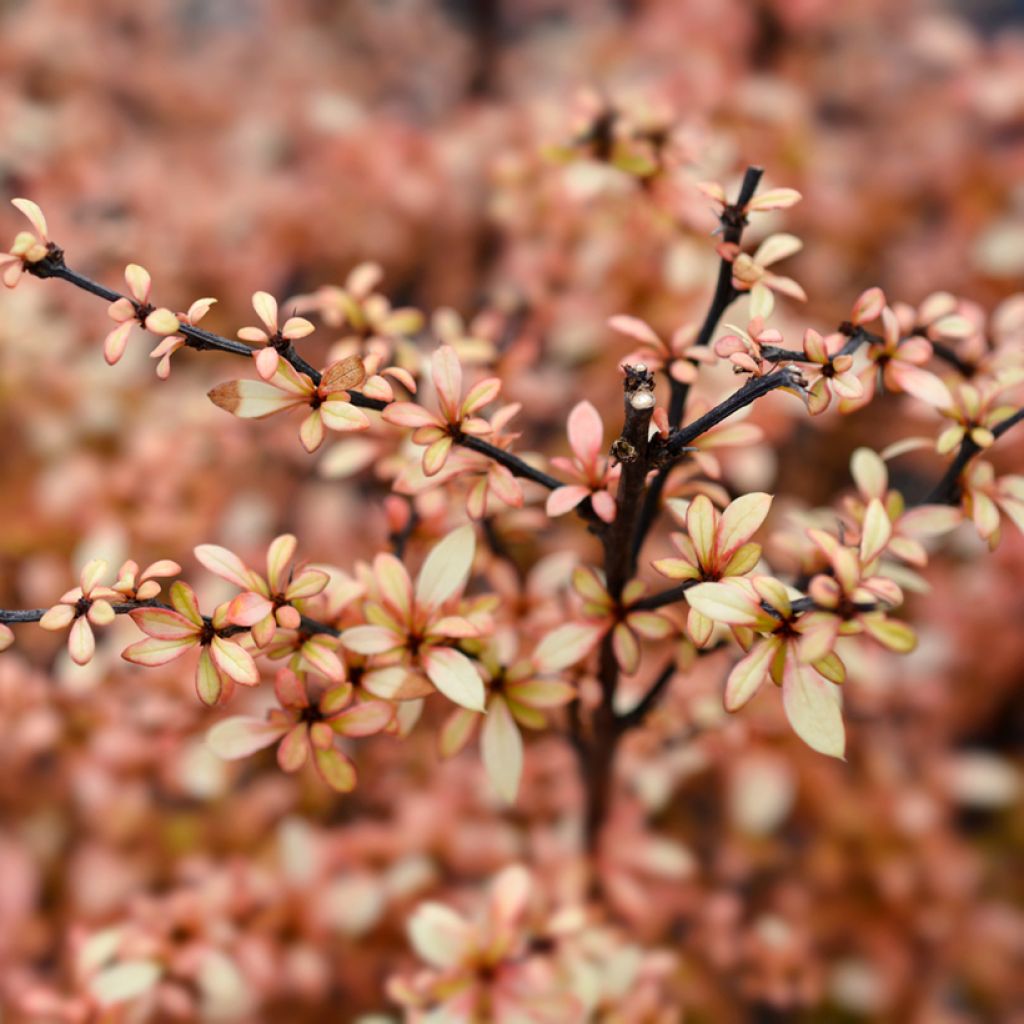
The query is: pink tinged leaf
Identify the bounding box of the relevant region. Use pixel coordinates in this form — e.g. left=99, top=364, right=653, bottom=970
left=407, top=903, right=474, bottom=970
left=68, top=618, right=95, bottom=665
left=687, top=607, right=714, bottom=647
left=747, top=187, right=802, bottom=211
left=103, top=322, right=132, bottom=365
left=850, top=447, right=887, bottom=500
left=652, top=556, right=699, bottom=581
left=782, top=658, right=845, bottom=759
left=481, top=695, right=524, bottom=804
left=717, top=492, right=773, bottom=560
left=301, top=638, right=345, bottom=681
left=722, top=542, right=762, bottom=577
left=251, top=291, right=278, bottom=331
left=80, top=559, right=107, bottom=594
left=265, top=534, right=297, bottom=592
left=439, top=707, right=479, bottom=757
left=592, top=490, right=617, bottom=523
left=612, top=623, right=640, bottom=675
left=299, top=409, right=326, bottom=453
left=859, top=498, right=892, bottom=565
left=685, top=495, right=717, bottom=567
left=796, top=613, right=840, bottom=664
left=207, top=716, right=286, bottom=759
left=331, top=700, right=394, bottom=737
left=363, top=667, right=434, bottom=701
left=696, top=180, right=727, bottom=205
left=852, top=287, right=886, bottom=324
left=196, top=652, right=224, bottom=707
left=628, top=612, right=674, bottom=640
left=254, top=346, right=280, bottom=381
left=341, top=625, right=399, bottom=655
left=210, top=636, right=259, bottom=685
left=373, top=553, right=414, bottom=620
left=0, top=623, right=13, bottom=652
left=886, top=362, right=953, bottom=409
left=314, top=746, right=357, bottom=792
left=122, top=635, right=195, bottom=667
left=430, top=616, right=480, bottom=639
left=362, top=375, right=393, bottom=402
left=227, top=591, right=275, bottom=627
left=194, top=545, right=257, bottom=590
left=270, top=358, right=316, bottom=397
left=285, top=568, right=329, bottom=601
left=320, top=400, right=371, bottom=432
left=123, top=262, right=151, bottom=302
left=507, top=701, right=545, bottom=729
left=895, top=334, right=932, bottom=364
left=85, top=599, right=114, bottom=627
left=12, top=197, right=48, bottom=238
left=140, top=559, right=180, bottom=581
left=545, top=485, right=590, bottom=518
left=253, top=612, right=279, bottom=648
left=274, top=667, right=309, bottom=709
left=532, top=622, right=604, bottom=673
left=803, top=329, right=828, bottom=363
left=143, top=308, right=180, bottom=335
left=170, top=581, right=204, bottom=626
left=860, top=614, right=916, bottom=653
left=832, top=373, right=863, bottom=400
left=506, top=678, right=576, bottom=709
left=39, top=604, right=75, bottom=630
left=608, top=315, right=661, bottom=347
left=461, top=376, right=501, bottom=416
left=724, top=637, right=779, bottom=711
left=277, top=725, right=309, bottom=772
left=754, top=232, right=803, bottom=267
left=670, top=360, right=699, bottom=384
left=382, top=402, right=440, bottom=428
left=320, top=682, right=353, bottom=715
left=422, top=646, right=486, bottom=711
left=238, top=326, right=269, bottom=344
left=566, top=401, right=604, bottom=463
left=208, top=380, right=302, bottom=419
left=415, top=525, right=475, bottom=609
left=971, top=492, right=1001, bottom=541
left=431, top=345, right=463, bottom=423
left=572, top=565, right=609, bottom=604
left=686, top=581, right=762, bottom=626
left=282, top=316, right=314, bottom=339
left=422, top=436, right=453, bottom=476
left=466, top=477, right=489, bottom=520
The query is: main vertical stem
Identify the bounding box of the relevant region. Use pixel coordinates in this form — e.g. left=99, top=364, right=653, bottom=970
left=582, top=367, right=655, bottom=853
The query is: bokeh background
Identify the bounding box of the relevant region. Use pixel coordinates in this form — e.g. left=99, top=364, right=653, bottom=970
left=2, top=0, right=1023, bottom=1020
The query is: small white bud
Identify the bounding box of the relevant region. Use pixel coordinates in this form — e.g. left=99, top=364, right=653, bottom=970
left=629, top=390, right=656, bottom=410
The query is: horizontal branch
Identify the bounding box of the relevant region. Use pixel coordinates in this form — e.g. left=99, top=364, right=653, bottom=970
left=0, top=598, right=341, bottom=638
left=632, top=580, right=696, bottom=610
left=925, top=407, right=1024, bottom=504
left=664, top=368, right=802, bottom=460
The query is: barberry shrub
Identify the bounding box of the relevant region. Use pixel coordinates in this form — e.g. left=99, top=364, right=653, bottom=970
left=2, top=114, right=1022, bottom=1024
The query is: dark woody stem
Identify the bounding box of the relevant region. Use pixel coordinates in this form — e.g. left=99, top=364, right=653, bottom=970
left=669, top=166, right=764, bottom=425
left=27, top=250, right=581, bottom=508
left=31, top=255, right=328, bottom=385
left=926, top=407, right=1024, bottom=505
left=0, top=598, right=341, bottom=638
left=580, top=368, right=656, bottom=853
left=664, top=368, right=802, bottom=460
left=632, top=580, right=697, bottom=610
left=634, top=167, right=763, bottom=562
